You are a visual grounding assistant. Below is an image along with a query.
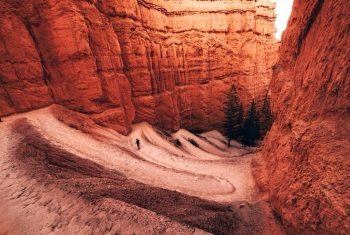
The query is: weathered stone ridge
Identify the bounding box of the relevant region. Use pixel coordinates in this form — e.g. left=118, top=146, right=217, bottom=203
left=0, top=0, right=278, bottom=133
left=256, top=0, right=350, bottom=233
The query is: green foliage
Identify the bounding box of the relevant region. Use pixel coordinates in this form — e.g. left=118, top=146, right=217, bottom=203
left=223, top=85, right=243, bottom=146
left=222, top=86, right=274, bottom=147
left=242, top=100, right=261, bottom=146
left=260, top=94, right=274, bottom=137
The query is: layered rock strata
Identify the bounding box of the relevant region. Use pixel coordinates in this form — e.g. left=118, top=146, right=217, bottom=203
left=257, top=0, right=350, bottom=233
left=0, top=0, right=278, bottom=133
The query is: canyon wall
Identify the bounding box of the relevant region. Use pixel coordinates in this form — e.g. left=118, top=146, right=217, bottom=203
left=257, top=0, right=350, bottom=233
left=0, top=0, right=278, bottom=133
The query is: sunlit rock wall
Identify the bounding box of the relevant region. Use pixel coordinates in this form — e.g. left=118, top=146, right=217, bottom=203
left=0, top=0, right=278, bottom=133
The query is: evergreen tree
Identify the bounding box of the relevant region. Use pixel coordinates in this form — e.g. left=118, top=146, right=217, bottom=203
left=223, top=85, right=243, bottom=147
left=237, top=102, right=243, bottom=138
left=242, top=100, right=260, bottom=146
left=260, top=94, right=274, bottom=137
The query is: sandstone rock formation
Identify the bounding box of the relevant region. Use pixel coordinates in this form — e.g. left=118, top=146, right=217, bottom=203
left=0, top=0, right=278, bottom=133
left=256, top=0, right=350, bottom=233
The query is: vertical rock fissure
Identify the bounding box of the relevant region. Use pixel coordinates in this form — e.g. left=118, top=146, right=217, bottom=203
left=1, top=86, right=15, bottom=108
left=21, top=18, right=55, bottom=99
left=296, top=0, right=325, bottom=56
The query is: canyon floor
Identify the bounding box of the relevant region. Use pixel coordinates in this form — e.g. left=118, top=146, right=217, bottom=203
left=0, top=105, right=284, bottom=235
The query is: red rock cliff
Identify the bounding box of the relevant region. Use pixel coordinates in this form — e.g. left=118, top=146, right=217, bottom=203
left=0, top=0, right=278, bottom=133
left=257, top=0, right=350, bottom=233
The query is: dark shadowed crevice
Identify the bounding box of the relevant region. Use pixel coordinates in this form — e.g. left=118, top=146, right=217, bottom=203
left=21, top=18, right=55, bottom=100
left=296, top=0, right=325, bottom=56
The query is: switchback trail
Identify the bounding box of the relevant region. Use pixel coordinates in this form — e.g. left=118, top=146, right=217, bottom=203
left=0, top=105, right=284, bottom=234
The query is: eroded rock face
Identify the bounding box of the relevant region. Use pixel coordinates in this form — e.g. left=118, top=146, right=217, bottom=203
left=258, top=0, right=350, bottom=233
left=0, top=0, right=278, bottom=133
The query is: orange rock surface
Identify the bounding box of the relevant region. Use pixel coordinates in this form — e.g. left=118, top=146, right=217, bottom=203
left=257, top=0, right=350, bottom=233
left=0, top=0, right=278, bottom=133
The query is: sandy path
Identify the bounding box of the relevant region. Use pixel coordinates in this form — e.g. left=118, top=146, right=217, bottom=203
left=0, top=105, right=285, bottom=234
left=0, top=121, right=209, bottom=235
left=5, top=108, right=256, bottom=202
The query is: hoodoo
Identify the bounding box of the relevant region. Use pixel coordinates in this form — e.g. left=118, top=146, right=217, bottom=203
left=0, top=0, right=278, bottom=134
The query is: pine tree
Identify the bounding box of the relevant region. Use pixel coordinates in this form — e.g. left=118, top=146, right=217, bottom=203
left=223, top=85, right=243, bottom=147
left=242, top=100, right=260, bottom=146
left=237, top=102, right=243, bottom=139
left=260, top=94, right=274, bottom=137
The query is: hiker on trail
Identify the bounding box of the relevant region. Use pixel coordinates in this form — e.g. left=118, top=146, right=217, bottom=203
left=136, top=138, right=140, bottom=150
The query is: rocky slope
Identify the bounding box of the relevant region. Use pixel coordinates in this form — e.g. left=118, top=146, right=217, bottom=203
left=0, top=0, right=278, bottom=134
left=255, top=0, right=350, bottom=233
